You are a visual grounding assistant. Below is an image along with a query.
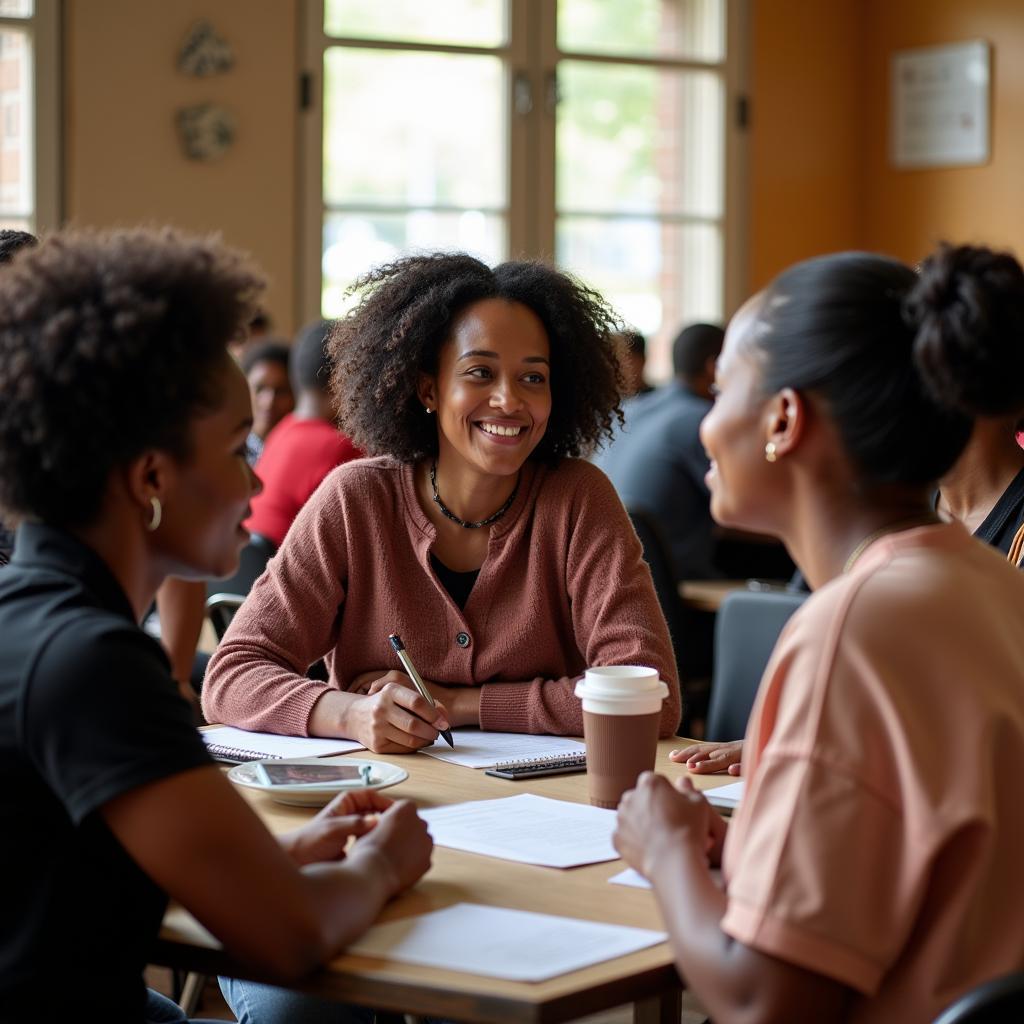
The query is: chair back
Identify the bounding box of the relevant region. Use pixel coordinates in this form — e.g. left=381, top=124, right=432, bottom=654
left=205, top=593, right=246, bottom=641
left=206, top=533, right=275, bottom=604
left=627, top=508, right=682, bottom=639
left=932, top=972, right=1024, bottom=1024
left=705, top=589, right=806, bottom=741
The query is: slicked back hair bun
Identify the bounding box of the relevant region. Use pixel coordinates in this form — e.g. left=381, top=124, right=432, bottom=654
left=754, top=245, right=1024, bottom=488
left=905, top=243, right=1024, bottom=417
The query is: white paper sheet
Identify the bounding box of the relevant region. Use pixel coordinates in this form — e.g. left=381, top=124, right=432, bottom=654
left=704, top=780, right=745, bottom=810
left=420, top=793, right=617, bottom=867
left=608, top=867, right=723, bottom=890
left=422, top=730, right=585, bottom=769
left=347, top=902, right=667, bottom=982
left=608, top=867, right=651, bottom=889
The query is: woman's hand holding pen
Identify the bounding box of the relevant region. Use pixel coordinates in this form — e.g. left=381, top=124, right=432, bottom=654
left=344, top=675, right=451, bottom=753
left=355, top=671, right=480, bottom=728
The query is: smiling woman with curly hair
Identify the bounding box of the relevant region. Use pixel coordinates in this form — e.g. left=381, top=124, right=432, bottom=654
left=204, top=252, right=681, bottom=751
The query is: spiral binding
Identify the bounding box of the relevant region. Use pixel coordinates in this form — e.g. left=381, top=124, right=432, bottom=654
left=206, top=744, right=284, bottom=763
left=493, top=752, right=587, bottom=771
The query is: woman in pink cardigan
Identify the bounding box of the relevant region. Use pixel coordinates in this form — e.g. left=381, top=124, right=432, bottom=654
left=203, top=254, right=681, bottom=751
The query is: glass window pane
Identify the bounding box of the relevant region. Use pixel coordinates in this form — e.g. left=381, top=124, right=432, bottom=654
left=558, top=0, right=724, bottom=62
left=325, top=0, right=505, bottom=48
left=0, top=1, right=33, bottom=17
left=557, top=61, right=723, bottom=218
left=0, top=28, right=32, bottom=221
left=324, top=49, right=506, bottom=209
left=322, top=210, right=506, bottom=316
left=556, top=217, right=721, bottom=380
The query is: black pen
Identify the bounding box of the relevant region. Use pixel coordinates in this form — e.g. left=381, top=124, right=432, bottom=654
left=388, top=633, right=455, bottom=748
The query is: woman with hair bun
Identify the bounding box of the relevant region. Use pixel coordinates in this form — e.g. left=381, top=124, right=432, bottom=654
left=614, top=244, right=1024, bottom=1022
left=203, top=253, right=680, bottom=751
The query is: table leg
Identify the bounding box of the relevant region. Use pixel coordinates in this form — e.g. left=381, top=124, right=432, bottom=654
left=633, top=986, right=682, bottom=1024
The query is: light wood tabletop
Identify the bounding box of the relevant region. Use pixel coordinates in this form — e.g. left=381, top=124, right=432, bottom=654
left=677, top=579, right=747, bottom=613
left=153, top=738, right=734, bottom=1023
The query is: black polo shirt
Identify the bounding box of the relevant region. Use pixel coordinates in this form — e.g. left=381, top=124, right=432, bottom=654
left=0, top=523, right=211, bottom=1022
left=974, top=467, right=1024, bottom=559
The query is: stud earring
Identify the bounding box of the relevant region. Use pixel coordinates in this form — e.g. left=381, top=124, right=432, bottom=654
left=424, top=406, right=434, bottom=415
left=764, top=442, right=778, bottom=463
left=146, top=496, right=162, bottom=532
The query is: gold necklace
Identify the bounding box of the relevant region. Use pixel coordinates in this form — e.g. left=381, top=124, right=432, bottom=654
left=842, top=517, right=939, bottom=574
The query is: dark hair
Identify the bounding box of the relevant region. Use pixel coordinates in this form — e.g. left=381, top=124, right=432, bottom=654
left=0, top=229, right=37, bottom=265
left=291, top=318, right=334, bottom=393
left=329, top=253, right=623, bottom=462
left=755, top=244, right=1024, bottom=485
left=672, top=322, right=725, bottom=380
left=240, top=339, right=290, bottom=376
left=0, top=227, right=264, bottom=528
left=249, top=307, right=271, bottom=332
left=616, top=329, right=646, bottom=357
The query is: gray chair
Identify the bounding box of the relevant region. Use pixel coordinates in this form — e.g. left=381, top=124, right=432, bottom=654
left=705, top=588, right=806, bottom=742
left=932, top=972, right=1024, bottom=1023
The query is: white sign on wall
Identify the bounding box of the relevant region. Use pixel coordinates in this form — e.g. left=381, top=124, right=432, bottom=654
left=891, top=40, right=990, bottom=169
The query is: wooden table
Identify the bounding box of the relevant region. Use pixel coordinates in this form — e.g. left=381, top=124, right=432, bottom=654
left=153, top=739, right=733, bottom=1023
left=677, top=579, right=747, bottom=613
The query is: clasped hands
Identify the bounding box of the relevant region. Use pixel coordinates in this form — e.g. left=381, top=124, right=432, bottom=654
left=278, top=789, right=433, bottom=897
left=613, top=772, right=729, bottom=879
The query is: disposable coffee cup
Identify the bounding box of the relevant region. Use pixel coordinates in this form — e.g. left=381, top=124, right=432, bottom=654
left=575, top=666, right=669, bottom=809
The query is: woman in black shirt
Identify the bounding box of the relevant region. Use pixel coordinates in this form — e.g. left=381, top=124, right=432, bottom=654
left=0, top=228, right=432, bottom=1023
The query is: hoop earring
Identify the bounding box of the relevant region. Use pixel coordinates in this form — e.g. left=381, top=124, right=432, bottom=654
left=146, top=496, right=162, bottom=532
left=764, top=442, right=778, bottom=463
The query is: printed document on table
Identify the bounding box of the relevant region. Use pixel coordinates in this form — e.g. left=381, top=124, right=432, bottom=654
left=347, top=903, right=667, bottom=982
left=420, top=793, right=616, bottom=867
left=609, top=867, right=651, bottom=889
left=421, top=729, right=585, bottom=769
left=704, top=780, right=744, bottom=810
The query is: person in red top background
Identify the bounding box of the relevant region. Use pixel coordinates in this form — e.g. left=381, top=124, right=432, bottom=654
left=245, top=319, right=363, bottom=549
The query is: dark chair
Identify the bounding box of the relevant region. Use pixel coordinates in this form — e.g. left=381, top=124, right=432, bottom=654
left=206, top=532, right=275, bottom=603
left=205, top=592, right=245, bottom=642
left=932, top=972, right=1024, bottom=1024
left=627, top=507, right=712, bottom=735
left=705, top=588, right=806, bottom=742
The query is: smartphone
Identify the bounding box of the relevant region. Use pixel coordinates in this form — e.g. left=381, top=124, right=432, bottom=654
left=256, top=763, right=367, bottom=786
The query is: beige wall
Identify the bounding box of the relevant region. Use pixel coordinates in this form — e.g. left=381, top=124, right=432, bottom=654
left=749, top=0, right=1024, bottom=291
left=63, top=1, right=1024, bottom=325
left=65, top=0, right=299, bottom=333
left=748, top=0, right=865, bottom=291
left=863, top=0, right=1024, bottom=264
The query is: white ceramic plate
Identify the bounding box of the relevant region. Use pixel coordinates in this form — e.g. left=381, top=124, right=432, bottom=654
left=228, top=756, right=409, bottom=807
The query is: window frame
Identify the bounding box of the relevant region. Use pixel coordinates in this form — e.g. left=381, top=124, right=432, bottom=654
left=298, top=0, right=748, bottom=343
left=0, top=0, right=61, bottom=232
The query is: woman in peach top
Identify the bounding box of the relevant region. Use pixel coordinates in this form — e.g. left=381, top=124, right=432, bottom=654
left=614, top=244, right=1024, bottom=1021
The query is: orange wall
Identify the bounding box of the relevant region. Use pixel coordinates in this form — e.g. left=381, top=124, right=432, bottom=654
left=863, top=0, right=1024, bottom=264
left=65, top=1, right=299, bottom=333
left=747, top=0, right=865, bottom=291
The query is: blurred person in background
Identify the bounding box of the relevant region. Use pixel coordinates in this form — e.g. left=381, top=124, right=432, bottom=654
left=240, top=341, right=294, bottom=465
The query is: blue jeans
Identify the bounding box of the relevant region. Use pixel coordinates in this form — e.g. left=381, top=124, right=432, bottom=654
left=144, top=987, right=222, bottom=1023
left=219, top=977, right=375, bottom=1024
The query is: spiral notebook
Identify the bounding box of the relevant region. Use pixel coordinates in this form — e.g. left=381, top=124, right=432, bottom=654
left=201, top=725, right=363, bottom=764
left=423, top=730, right=585, bottom=769
left=485, top=752, right=587, bottom=780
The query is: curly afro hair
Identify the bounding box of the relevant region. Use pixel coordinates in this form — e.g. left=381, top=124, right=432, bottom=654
left=328, top=252, right=625, bottom=463
left=0, top=227, right=264, bottom=528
